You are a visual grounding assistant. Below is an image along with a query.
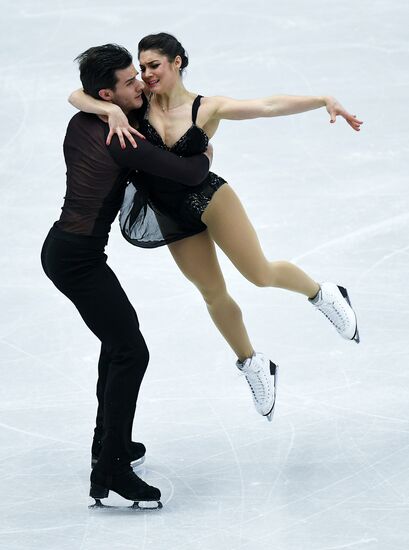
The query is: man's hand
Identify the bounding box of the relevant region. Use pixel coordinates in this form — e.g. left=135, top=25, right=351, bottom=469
left=325, top=96, right=363, bottom=132
left=105, top=105, right=145, bottom=149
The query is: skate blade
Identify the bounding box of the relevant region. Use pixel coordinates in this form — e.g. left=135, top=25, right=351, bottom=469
left=89, top=498, right=162, bottom=511
left=266, top=405, right=275, bottom=422
left=131, top=501, right=163, bottom=510
left=338, top=286, right=360, bottom=344
left=91, top=455, right=146, bottom=470
left=132, top=456, right=146, bottom=469
left=265, top=364, right=278, bottom=423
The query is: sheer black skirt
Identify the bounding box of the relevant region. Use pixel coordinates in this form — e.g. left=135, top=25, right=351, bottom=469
left=120, top=172, right=227, bottom=248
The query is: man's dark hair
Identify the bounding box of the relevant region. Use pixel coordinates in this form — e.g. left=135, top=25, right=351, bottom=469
left=75, top=44, right=133, bottom=99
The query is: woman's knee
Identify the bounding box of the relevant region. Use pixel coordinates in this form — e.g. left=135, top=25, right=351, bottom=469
left=244, top=266, right=274, bottom=288
left=197, top=281, right=228, bottom=305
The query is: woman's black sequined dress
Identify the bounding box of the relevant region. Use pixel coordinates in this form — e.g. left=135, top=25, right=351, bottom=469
left=120, top=95, right=226, bottom=248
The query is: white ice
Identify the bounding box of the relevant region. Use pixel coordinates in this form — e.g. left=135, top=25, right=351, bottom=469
left=1, top=0, right=408, bottom=549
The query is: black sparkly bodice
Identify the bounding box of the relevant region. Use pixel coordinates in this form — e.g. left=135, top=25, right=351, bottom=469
left=139, top=95, right=209, bottom=156
left=120, top=94, right=227, bottom=248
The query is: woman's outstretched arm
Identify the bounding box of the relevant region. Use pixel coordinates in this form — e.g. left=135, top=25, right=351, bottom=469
left=205, top=95, right=363, bottom=131
left=69, top=88, right=142, bottom=148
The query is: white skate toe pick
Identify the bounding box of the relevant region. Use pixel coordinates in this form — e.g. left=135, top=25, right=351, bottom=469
left=236, top=352, right=278, bottom=421
left=309, top=282, right=360, bottom=343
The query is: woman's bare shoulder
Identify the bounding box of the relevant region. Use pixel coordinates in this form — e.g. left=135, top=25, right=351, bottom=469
left=197, top=95, right=225, bottom=114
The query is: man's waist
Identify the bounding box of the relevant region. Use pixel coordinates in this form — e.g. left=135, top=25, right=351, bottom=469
left=51, top=222, right=109, bottom=248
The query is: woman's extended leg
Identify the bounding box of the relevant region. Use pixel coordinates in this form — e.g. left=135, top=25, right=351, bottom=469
left=202, top=184, right=359, bottom=342
left=202, top=185, right=320, bottom=297
left=168, top=230, right=254, bottom=361
left=168, top=229, right=277, bottom=420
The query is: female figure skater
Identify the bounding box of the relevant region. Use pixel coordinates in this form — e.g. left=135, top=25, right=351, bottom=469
left=69, top=33, right=362, bottom=422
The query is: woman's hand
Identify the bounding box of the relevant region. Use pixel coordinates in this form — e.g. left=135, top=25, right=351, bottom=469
left=325, top=97, right=363, bottom=131
left=105, top=105, right=145, bottom=149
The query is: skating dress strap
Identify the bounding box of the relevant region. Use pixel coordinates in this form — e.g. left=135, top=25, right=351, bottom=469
left=192, top=95, right=203, bottom=125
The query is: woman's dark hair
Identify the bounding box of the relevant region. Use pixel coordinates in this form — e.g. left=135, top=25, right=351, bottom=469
left=75, top=44, right=133, bottom=99
left=138, top=33, right=189, bottom=74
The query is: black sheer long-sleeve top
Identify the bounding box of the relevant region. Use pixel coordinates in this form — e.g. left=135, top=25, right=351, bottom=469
left=57, top=112, right=209, bottom=238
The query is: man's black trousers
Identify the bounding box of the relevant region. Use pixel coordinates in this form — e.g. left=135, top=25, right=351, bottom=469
left=41, top=224, right=149, bottom=475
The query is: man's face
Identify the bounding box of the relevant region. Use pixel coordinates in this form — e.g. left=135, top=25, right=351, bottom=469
left=101, top=64, right=145, bottom=113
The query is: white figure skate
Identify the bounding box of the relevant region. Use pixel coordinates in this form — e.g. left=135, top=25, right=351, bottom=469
left=236, top=352, right=278, bottom=422
left=309, top=282, right=360, bottom=343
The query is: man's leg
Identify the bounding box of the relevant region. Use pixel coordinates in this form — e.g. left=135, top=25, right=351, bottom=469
left=92, top=342, right=147, bottom=468
left=91, top=344, right=109, bottom=461
left=42, top=233, right=160, bottom=504
left=71, top=262, right=149, bottom=473
left=42, top=234, right=148, bottom=470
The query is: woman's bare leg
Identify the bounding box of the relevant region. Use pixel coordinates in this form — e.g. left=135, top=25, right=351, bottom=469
left=168, top=230, right=254, bottom=361
left=202, top=185, right=320, bottom=298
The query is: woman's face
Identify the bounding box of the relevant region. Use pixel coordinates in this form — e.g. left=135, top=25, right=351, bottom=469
left=139, top=49, right=181, bottom=93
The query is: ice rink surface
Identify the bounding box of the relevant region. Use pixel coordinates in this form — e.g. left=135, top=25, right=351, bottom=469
left=1, top=0, right=408, bottom=548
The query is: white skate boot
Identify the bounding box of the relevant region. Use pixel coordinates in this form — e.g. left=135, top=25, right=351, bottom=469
left=309, top=282, right=360, bottom=343
left=236, top=352, right=278, bottom=422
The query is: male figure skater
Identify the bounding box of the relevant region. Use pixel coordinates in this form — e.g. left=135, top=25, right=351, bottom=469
left=41, top=44, right=212, bottom=508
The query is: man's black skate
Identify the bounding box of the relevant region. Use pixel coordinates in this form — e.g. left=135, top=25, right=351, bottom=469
left=91, top=440, right=146, bottom=469
left=89, top=467, right=162, bottom=510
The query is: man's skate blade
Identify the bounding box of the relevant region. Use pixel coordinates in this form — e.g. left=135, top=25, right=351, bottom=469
left=132, top=456, right=145, bottom=469
left=89, top=498, right=162, bottom=511
left=91, top=455, right=145, bottom=470
left=132, top=500, right=163, bottom=510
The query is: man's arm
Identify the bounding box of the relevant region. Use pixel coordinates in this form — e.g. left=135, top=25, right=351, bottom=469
left=109, top=135, right=211, bottom=187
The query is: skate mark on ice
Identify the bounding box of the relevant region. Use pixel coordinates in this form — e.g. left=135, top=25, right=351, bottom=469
left=267, top=419, right=295, bottom=502
left=208, top=402, right=246, bottom=544
left=314, top=539, right=379, bottom=549
left=229, top=442, right=409, bottom=547
left=335, top=419, right=406, bottom=503
left=1, top=337, right=88, bottom=393
left=142, top=467, right=175, bottom=507
left=290, top=212, right=409, bottom=263
left=0, top=523, right=84, bottom=535
left=307, top=398, right=409, bottom=425
left=0, top=419, right=80, bottom=446
left=355, top=243, right=409, bottom=284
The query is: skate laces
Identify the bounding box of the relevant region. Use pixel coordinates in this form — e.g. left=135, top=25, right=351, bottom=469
left=313, top=286, right=352, bottom=332
left=245, top=373, right=266, bottom=404
left=238, top=357, right=270, bottom=405
left=317, top=301, right=347, bottom=331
